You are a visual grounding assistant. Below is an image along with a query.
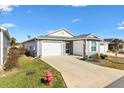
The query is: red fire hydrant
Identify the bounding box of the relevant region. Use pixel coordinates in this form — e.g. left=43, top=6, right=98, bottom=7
left=44, top=71, right=53, bottom=85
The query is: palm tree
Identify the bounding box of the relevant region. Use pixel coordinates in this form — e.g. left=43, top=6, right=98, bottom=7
left=10, top=37, right=16, bottom=47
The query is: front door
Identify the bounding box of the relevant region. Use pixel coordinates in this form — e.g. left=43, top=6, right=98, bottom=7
left=66, top=42, right=70, bottom=55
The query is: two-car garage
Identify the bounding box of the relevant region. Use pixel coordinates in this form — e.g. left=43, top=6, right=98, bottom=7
left=41, top=41, right=63, bottom=57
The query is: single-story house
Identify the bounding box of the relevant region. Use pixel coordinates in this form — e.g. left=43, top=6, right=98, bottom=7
left=0, top=26, right=10, bottom=66
left=104, top=38, right=124, bottom=51
left=22, top=28, right=108, bottom=57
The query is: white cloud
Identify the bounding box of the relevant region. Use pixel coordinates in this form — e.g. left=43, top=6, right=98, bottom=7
left=117, top=26, right=124, bottom=30
left=71, top=5, right=88, bottom=7
left=27, top=9, right=31, bottom=13
left=0, top=5, right=13, bottom=12
left=116, top=21, right=124, bottom=31
left=0, top=5, right=18, bottom=14
left=72, top=19, right=81, bottom=23
left=1, top=23, right=17, bottom=28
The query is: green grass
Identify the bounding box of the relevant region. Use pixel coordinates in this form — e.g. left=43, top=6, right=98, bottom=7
left=103, top=56, right=124, bottom=70
left=0, top=56, right=66, bottom=88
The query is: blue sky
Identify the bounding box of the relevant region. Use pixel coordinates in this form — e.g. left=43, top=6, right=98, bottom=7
left=0, top=5, right=124, bottom=42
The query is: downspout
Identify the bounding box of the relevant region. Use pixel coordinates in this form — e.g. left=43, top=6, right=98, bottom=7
left=84, top=39, right=87, bottom=56
left=36, top=38, right=40, bottom=57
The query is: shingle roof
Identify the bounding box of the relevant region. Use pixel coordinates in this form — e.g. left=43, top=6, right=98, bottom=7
left=75, top=33, right=93, bottom=38
left=104, top=38, right=124, bottom=42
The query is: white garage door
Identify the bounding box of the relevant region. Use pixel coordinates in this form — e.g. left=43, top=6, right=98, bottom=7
left=42, top=42, right=62, bottom=57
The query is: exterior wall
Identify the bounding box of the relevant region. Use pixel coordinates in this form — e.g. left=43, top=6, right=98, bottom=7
left=23, top=40, right=37, bottom=57
left=104, top=43, right=108, bottom=52
left=0, top=31, right=3, bottom=65
left=73, top=40, right=84, bottom=56
left=0, top=32, right=1, bottom=65
left=63, top=41, right=66, bottom=55
left=3, top=34, right=9, bottom=64
left=99, top=42, right=108, bottom=53
left=48, top=30, right=73, bottom=37
left=123, top=45, right=124, bottom=51
left=0, top=31, right=9, bottom=65
left=86, top=40, right=99, bottom=56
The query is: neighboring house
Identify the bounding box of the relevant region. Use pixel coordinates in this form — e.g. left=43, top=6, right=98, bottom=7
left=22, top=28, right=108, bottom=57
left=0, top=27, right=10, bottom=66
left=104, top=38, right=124, bottom=51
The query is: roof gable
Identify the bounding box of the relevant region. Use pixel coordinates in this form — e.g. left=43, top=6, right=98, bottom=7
left=75, top=33, right=102, bottom=41
left=87, top=34, right=98, bottom=38
left=46, top=28, right=74, bottom=37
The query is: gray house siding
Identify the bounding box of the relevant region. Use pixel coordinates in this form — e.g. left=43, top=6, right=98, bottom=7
left=0, top=30, right=9, bottom=65
left=3, top=34, right=9, bottom=64
left=86, top=40, right=100, bottom=56
left=22, top=29, right=105, bottom=57
left=23, top=40, right=37, bottom=57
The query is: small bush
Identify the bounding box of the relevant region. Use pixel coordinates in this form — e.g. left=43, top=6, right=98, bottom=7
left=100, top=54, right=108, bottom=60
left=25, top=49, right=31, bottom=56
left=82, top=56, right=89, bottom=61
left=119, top=51, right=124, bottom=54
left=4, top=62, right=14, bottom=71
left=89, top=53, right=100, bottom=62
left=4, top=47, right=21, bottom=71
left=107, top=50, right=112, bottom=52
left=19, top=45, right=26, bottom=55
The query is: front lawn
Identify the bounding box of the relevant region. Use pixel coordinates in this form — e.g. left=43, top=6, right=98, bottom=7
left=103, top=56, right=124, bottom=70
left=0, top=56, right=66, bottom=88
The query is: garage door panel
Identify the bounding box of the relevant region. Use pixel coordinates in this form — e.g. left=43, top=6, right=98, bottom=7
left=42, top=42, right=62, bottom=56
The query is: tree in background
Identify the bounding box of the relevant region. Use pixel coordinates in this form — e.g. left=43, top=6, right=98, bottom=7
left=112, top=39, right=123, bottom=62
left=10, top=37, right=16, bottom=47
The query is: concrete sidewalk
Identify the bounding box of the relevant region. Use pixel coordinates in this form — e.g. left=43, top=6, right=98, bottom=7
left=42, top=56, right=124, bottom=88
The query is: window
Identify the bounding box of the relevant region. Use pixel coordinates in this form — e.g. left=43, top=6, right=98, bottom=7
left=91, top=41, right=96, bottom=51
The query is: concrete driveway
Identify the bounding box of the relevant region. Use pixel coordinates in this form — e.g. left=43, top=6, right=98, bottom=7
left=42, top=56, right=124, bottom=88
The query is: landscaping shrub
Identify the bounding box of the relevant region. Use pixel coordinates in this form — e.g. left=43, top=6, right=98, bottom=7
left=100, top=54, right=108, bottom=60
left=107, top=50, right=112, bottom=52
left=82, top=55, right=89, bottom=61
left=119, top=51, right=124, bottom=54
left=19, top=45, right=26, bottom=55
left=4, top=47, right=23, bottom=71
left=4, top=62, right=14, bottom=71
left=89, top=53, right=101, bottom=62
left=25, top=49, right=31, bottom=56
